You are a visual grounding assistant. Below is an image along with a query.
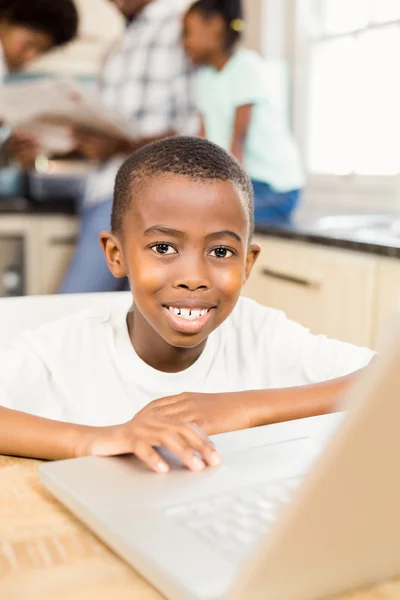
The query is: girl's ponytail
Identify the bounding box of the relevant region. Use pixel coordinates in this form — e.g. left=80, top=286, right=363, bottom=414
left=189, top=0, right=244, bottom=49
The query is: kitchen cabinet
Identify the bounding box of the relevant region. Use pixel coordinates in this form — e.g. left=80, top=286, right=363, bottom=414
left=374, top=258, right=400, bottom=349
left=2, top=215, right=400, bottom=351
left=37, top=217, right=79, bottom=295
left=0, top=215, right=78, bottom=296
left=242, top=236, right=377, bottom=347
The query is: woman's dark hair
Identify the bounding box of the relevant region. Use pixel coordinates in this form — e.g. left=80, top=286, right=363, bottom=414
left=188, top=0, right=244, bottom=50
left=0, top=0, right=79, bottom=47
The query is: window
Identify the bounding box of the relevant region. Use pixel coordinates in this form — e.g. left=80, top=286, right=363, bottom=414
left=301, top=0, right=400, bottom=177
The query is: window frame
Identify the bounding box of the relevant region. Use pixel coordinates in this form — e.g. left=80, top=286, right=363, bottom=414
left=291, top=0, right=400, bottom=208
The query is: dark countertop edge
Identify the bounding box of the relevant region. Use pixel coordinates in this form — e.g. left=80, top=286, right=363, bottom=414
left=254, top=225, right=400, bottom=259
left=0, top=198, right=77, bottom=216
left=1, top=202, right=400, bottom=259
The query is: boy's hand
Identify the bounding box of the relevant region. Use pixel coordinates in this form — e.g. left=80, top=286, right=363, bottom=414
left=80, top=412, right=220, bottom=474
left=137, top=392, right=253, bottom=436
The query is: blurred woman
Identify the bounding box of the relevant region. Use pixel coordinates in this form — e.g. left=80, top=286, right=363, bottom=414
left=0, top=0, right=79, bottom=164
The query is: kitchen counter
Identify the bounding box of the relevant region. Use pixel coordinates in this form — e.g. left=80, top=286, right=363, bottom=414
left=0, top=197, right=77, bottom=215
left=255, top=213, right=400, bottom=259
left=2, top=199, right=400, bottom=258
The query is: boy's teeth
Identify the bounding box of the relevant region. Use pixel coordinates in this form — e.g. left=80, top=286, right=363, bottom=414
left=168, top=307, right=208, bottom=320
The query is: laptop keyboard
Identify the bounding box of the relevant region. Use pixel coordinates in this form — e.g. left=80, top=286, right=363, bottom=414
left=164, top=475, right=303, bottom=563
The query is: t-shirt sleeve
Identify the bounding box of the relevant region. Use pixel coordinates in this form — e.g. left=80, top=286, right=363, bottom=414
left=196, top=69, right=208, bottom=116
left=264, top=309, right=375, bottom=388
left=232, top=53, right=270, bottom=108
left=0, top=340, right=52, bottom=414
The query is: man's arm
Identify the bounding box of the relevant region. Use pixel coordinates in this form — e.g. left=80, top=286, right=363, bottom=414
left=72, top=128, right=177, bottom=162
left=138, top=369, right=366, bottom=436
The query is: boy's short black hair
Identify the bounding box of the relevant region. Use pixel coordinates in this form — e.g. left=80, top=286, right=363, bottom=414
left=112, top=136, right=254, bottom=239
left=0, top=0, right=79, bottom=47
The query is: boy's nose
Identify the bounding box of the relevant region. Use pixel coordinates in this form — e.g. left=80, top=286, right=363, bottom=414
left=173, top=259, right=211, bottom=292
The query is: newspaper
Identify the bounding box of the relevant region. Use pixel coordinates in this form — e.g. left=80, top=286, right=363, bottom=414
left=0, top=77, right=137, bottom=154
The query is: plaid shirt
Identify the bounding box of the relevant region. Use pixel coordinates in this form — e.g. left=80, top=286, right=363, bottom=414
left=86, top=0, right=198, bottom=206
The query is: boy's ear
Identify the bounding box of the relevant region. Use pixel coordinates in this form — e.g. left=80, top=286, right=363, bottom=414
left=244, top=243, right=261, bottom=284
left=100, top=231, right=127, bottom=279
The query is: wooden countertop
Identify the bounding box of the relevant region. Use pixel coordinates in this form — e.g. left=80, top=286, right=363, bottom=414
left=1, top=455, right=399, bottom=600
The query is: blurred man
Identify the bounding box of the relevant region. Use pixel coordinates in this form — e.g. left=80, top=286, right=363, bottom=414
left=59, top=0, right=198, bottom=293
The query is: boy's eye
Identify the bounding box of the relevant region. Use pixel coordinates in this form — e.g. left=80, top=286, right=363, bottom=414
left=150, top=243, right=177, bottom=255
left=209, top=247, right=234, bottom=259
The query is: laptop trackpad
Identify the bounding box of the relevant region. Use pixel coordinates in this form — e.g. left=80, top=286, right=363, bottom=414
left=160, top=436, right=318, bottom=479
left=223, top=437, right=319, bottom=478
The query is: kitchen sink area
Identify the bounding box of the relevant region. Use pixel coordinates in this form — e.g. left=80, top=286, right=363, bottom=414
left=255, top=211, right=400, bottom=258
left=305, top=214, right=400, bottom=248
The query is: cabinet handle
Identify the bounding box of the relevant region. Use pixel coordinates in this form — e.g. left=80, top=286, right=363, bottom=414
left=260, top=267, right=322, bottom=289
left=49, top=236, right=77, bottom=246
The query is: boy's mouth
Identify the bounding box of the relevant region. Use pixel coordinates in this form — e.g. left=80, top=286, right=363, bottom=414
left=168, top=307, right=209, bottom=320
left=162, top=305, right=215, bottom=334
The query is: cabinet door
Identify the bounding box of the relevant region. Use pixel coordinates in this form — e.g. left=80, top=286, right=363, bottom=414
left=242, top=237, right=376, bottom=347
left=374, top=258, right=400, bottom=349
left=38, top=217, right=79, bottom=295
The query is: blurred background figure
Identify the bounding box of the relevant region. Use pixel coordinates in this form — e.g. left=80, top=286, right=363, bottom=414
left=0, top=0, right=79, bottom=165
left=58, top=0, right=198, bottom=294
left=184, top=0, right=304, bottom=224
left=0, top=0, right=78, bottom=77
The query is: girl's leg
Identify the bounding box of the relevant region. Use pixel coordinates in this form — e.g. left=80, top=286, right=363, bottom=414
left=59, top=198, right=125, bottom=294
left=252, top=180, right=302, bottom=224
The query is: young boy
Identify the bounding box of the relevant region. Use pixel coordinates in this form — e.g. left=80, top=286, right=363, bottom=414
left=0, top=0, right=79, bottom=165
left=0, top=137, right=374, bottom=474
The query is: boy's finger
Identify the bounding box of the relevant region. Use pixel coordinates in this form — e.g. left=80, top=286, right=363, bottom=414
left=131, top=439, right=170, bottom=474
left=157, top=430, right=206, bottom=472
left=178, top=424, right=221, bottom=467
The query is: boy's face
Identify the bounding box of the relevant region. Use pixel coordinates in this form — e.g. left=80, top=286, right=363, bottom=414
left=0, top=24, right=53, bottom=70
left=102, top=175, right=259, bottom=352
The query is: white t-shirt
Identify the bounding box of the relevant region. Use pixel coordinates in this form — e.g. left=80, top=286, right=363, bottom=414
left=0, top=297, right=374, bottom=427
left=197, top=49, right=305, bottom=192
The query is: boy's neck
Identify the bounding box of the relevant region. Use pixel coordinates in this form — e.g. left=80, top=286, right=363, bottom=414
left=208, top=50, right=234, bottom=71
left=125, top=0, right=154, bottom=23
left=127, top=309, right=207, bottom=373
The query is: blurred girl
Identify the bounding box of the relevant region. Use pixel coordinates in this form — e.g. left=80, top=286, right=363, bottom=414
left=183, top=0, right=304, bottom=223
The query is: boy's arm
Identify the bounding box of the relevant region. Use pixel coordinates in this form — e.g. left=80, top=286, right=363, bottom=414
left=230, top=104, right=253, bottom=164
left=138, top=369, right=366, bottom=436
left=0, top=342, right=218, bottom=473
left=0, top=406, right=219, bottom=473
left=0, top=406, right=94, bottom=460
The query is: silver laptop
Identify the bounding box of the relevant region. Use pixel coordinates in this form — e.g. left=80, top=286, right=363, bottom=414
left=40, top=324, right=400, bottom=600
